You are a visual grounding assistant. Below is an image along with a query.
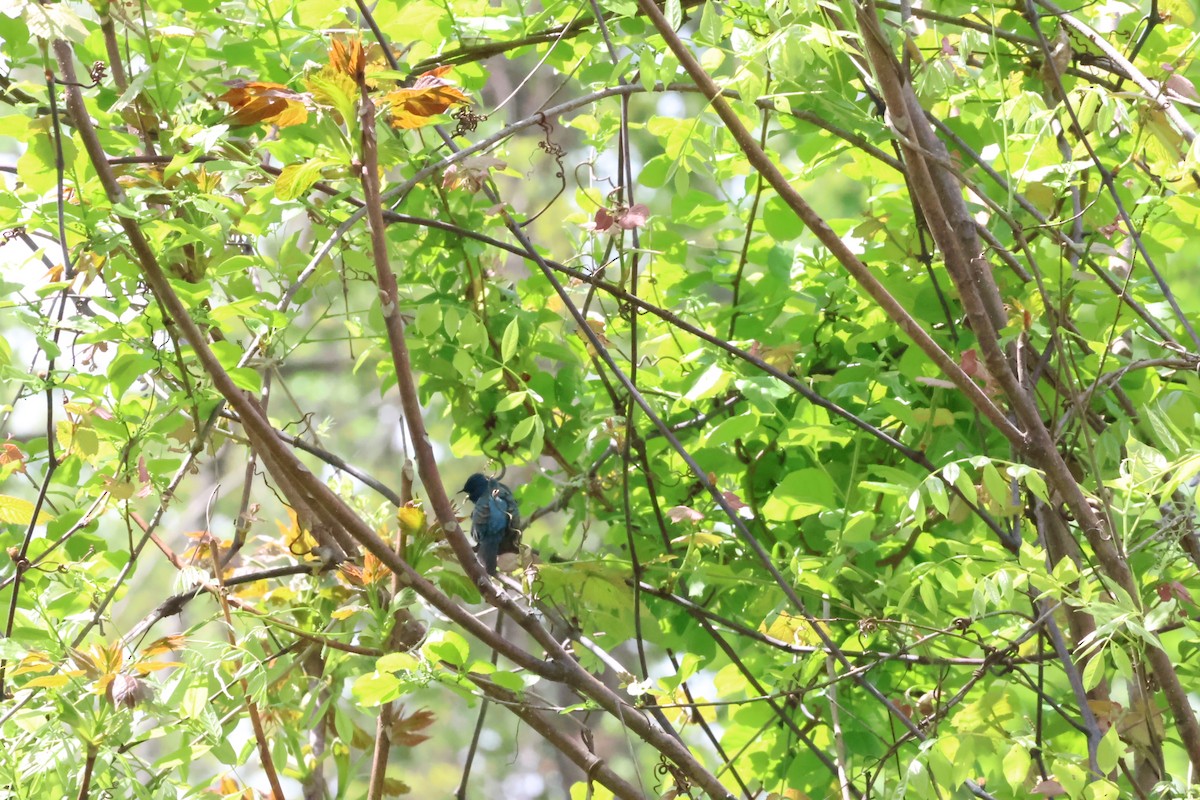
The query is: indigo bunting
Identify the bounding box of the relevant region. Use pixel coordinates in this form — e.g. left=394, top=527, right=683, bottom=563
left=461, top=473, right=520, bottom=575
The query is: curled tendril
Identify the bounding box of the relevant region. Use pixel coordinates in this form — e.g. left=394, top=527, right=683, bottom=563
left=653, top=757, right=694, bottom=798
left=287, top=533, right=313, bottom=558
left=519, top=113, right=567, bottom=228
left=0, top=227, right=25, bottom=246
left=451, top=106, right=486, bottom=138
left=484, top=458, right=507, bottom=481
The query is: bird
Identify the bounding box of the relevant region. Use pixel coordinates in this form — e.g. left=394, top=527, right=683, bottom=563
left=461, top=473, right=521, bottom=575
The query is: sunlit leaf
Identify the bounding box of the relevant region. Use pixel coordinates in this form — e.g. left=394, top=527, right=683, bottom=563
left=219, top=80, right=309, bottom=127
left=383, top=67, right=469, bottom=129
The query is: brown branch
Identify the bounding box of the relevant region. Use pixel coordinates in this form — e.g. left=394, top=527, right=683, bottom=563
left=467, top=672, right=646, bottom=800
left=52, top=37, right=568, bottom=686
left=353, top=67, right=737, bottom=798
left=207, top=531, right=286, bottom=798
left=852, top=0, right=1200, bottom=774
left=632, top=2, right=1019, bottom=446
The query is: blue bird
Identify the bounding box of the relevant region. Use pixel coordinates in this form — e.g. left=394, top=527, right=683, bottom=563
left=461, top=473, right=520, bottom=575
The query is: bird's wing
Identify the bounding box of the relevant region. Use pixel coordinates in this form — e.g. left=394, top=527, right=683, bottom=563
left=483, top=491, right=510, bottom=539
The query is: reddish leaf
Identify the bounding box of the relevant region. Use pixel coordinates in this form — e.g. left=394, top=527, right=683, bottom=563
left=722, top=491, right=748, bottom=512
left=219, top=81, right=309, bottom=127
left=588, top=204, right=650, bottom=233
left=591, top=207, right=615, bottom=232
left=1156, top=580, right=1194, bottom=604
left=960, top=348, right=999, bottom=396
left=337, top=562, right=365, bottom=587
left=107, top=673, right=153, bottom=708
left=1163, top=65, right=1199, bottom=102
left=666, top=505, right=704, bottom=523
left=389, top=707, right=435, bottom=746
left=616, top=203, right=650, bottom=229
left=1031, top=779, right=1066, bottom=796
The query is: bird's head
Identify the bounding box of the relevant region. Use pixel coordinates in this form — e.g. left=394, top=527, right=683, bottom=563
left=461, top=473, right=490, bottom=502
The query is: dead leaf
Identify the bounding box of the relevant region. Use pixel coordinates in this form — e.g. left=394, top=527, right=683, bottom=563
left=1118, top=698, right=1165, bottom=748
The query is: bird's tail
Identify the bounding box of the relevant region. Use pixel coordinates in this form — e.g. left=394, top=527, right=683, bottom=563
left=479, top=537, right=500, bottom=575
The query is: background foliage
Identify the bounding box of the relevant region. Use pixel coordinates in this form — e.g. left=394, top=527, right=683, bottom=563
left=2, top=0, right=1200, bottom=798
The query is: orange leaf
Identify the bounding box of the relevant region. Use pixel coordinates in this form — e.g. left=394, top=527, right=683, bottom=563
left=329, top=36, right=366, bottom=81
left=141, top=634, right=186, bottom=658
left=384, top=68, right=468, bottom=129
left=337, top=561, right=365, bottom=587
left=0, top=442, right=26, bottom=474
left=362, top=551, right=393, bottom=585
left=220, top=80, right=309, bottom=127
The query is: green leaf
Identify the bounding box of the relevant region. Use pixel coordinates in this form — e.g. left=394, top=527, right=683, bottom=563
left=762, top=469, right=836, bottom=521
left=511, top=413, right=537, bottom=443
left=351, top=671, right=404, bottom=707
left=1002, top=743, right=1030, bottom=789
left=424, top=630, right=470, bottom=667
left=228, top=367, right=264, bottom=394
left=495, top=391, right=526, bottom=412
left=0, top=495, right=54, bottom=526
left=164, top=149, right=202, bottom=183
left=1082, top=652, right=1105, bottom=691
left=697, top=1, right=722, bottom=45
left=705, top=413, right=759, bottom=446
left=924, top=476, right=949, bottom=515
left=489, top=670, right=526, bottom=693
left=415, top=302, right=442, bottom=336
left=179, top=686, right=209, bottom=720
left=1095, top=726, right=1122, bottom=775
left=665, top=0, right=682, bottom=29
left=684, top=362, right=728, bottom=402
left=274, top=159, right=337, bottom=201
left=501, top=318, right=520, bottom=362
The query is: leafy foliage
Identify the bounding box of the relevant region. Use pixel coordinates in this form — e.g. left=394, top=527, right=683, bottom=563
left=2, top=0, right=1200, bottom=798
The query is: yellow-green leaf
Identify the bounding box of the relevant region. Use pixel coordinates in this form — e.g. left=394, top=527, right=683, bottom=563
left=0, top=495, right=55, bottom=526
